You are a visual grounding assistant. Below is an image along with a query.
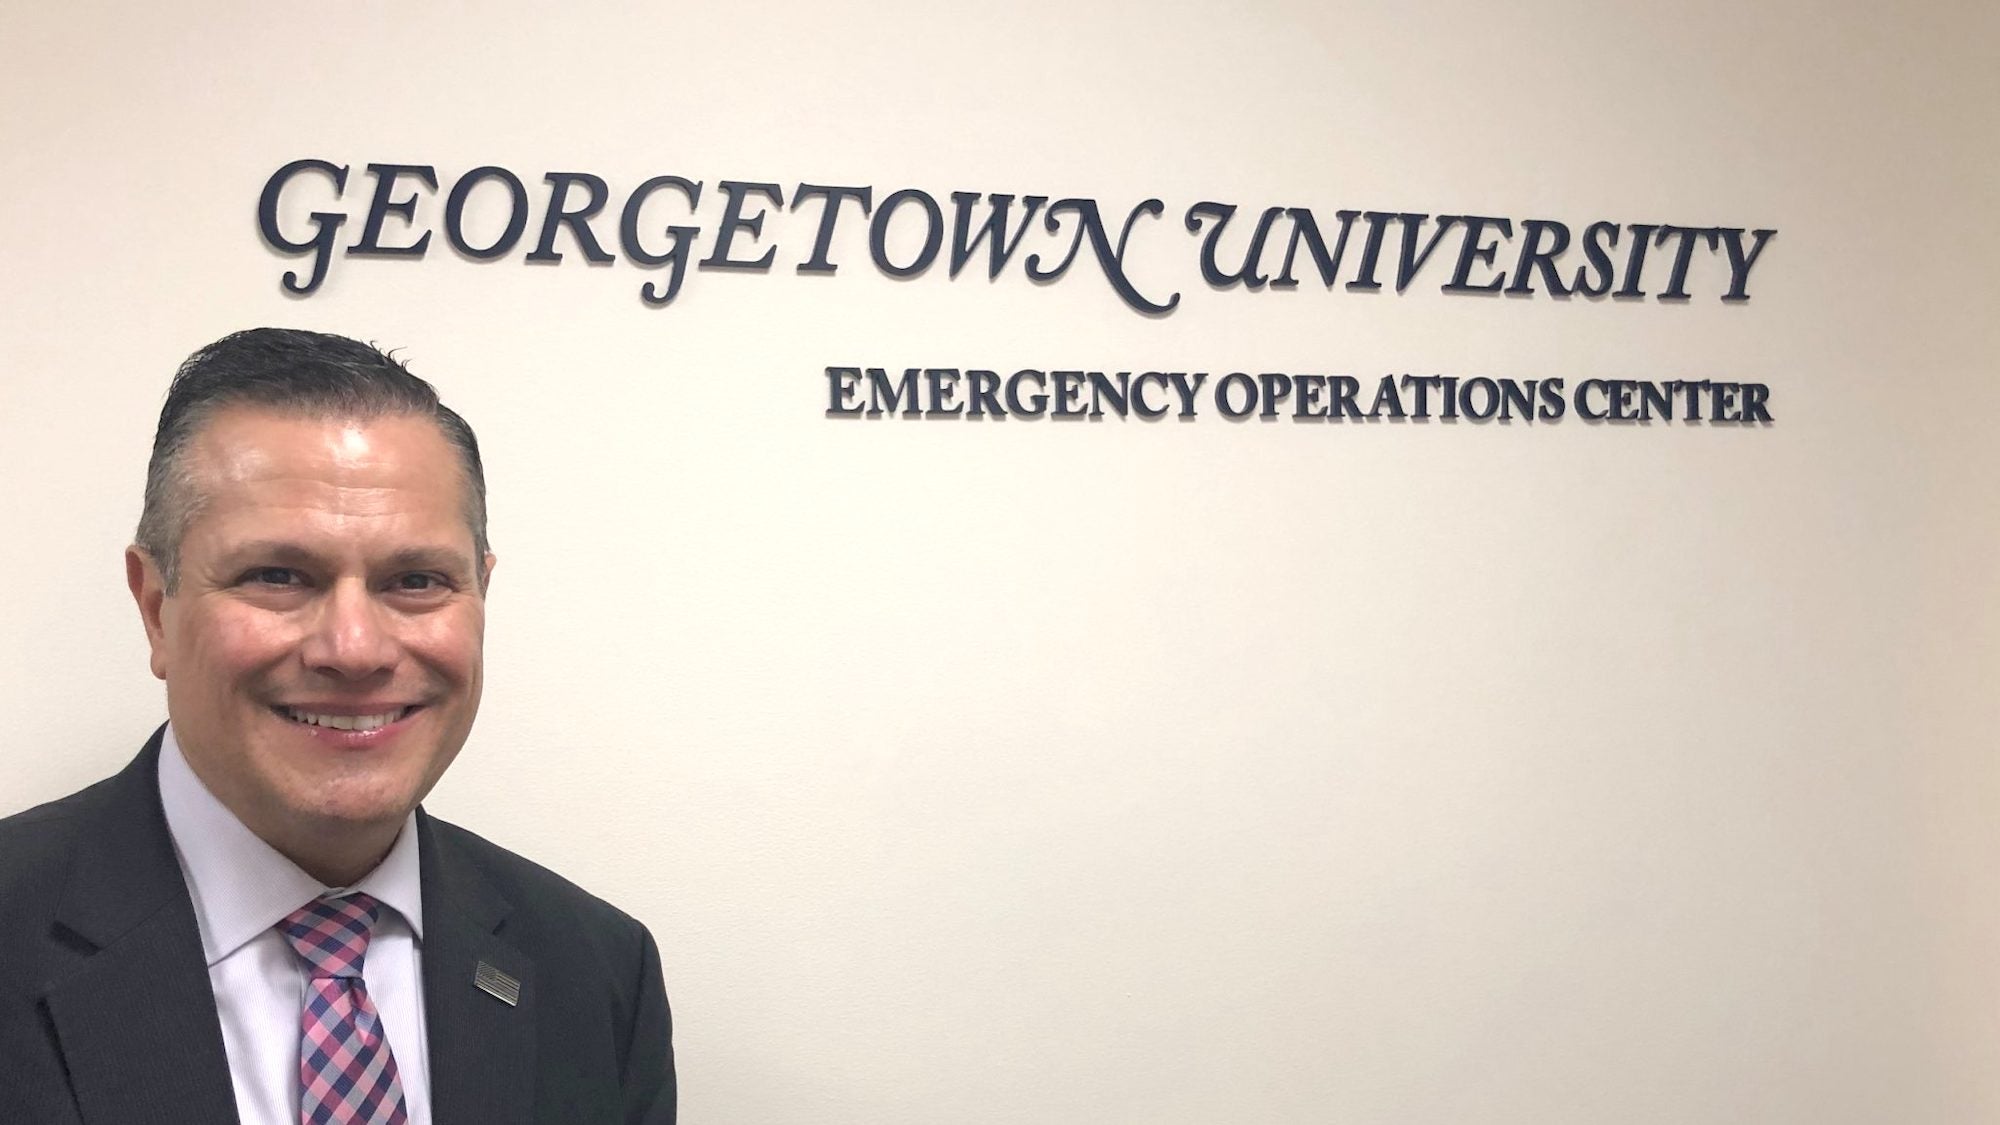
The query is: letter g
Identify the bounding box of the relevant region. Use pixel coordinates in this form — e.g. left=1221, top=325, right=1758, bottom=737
left=257, top=159, right=350, bottom=295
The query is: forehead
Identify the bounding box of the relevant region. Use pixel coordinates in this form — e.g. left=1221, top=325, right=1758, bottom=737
left=181, top=407, right=474, bottom=551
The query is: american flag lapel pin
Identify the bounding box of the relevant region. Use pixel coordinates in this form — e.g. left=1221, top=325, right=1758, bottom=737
left=474, top=960, right=521, bottom=1006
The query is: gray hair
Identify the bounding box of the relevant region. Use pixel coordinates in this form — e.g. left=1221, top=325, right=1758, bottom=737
left=136, top=327, right=489, bottom=591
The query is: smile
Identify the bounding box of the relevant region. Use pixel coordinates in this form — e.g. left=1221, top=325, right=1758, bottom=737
left=275, top=705, right=419, bottom=731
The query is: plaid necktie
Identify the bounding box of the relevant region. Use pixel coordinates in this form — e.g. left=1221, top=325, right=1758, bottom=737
left=277, top=893, right=411, bottom=1125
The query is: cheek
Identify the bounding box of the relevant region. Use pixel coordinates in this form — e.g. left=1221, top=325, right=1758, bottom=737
left=405, top=609, right=485, bottom=681
left=181, top=608, right=297, bottom=686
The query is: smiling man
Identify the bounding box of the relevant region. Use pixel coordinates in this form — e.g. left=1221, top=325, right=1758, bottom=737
left=0, top=329, right=675, bottom=1125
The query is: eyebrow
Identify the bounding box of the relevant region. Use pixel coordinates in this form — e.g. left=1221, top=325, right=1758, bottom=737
left=220, top=540, right=477, bottom=577
left=379, top=546, right=478, bottom=574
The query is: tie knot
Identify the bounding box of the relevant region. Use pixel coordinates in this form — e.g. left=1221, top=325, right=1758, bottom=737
left=277, top=892, right=382, bottom=979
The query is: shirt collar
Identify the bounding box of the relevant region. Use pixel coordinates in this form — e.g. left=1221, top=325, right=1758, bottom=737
left=157, top=725, right=425, bottom=966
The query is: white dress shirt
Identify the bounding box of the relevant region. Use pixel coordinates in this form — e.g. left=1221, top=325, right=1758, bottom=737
left=158, top=726, right=432, bottom=1125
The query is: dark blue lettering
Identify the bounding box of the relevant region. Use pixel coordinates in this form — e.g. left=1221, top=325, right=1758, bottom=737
left=257, top=159, right=349, bottom=295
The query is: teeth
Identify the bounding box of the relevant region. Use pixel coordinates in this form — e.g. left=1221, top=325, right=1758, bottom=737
left=285, top=708, right=405, bottom=731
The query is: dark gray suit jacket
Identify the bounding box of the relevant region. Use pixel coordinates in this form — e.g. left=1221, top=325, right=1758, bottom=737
left=0, top=730, right=675, bottom=1125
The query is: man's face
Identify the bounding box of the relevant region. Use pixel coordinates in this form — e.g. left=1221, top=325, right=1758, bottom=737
left=129, top=407, right=493, bottom=866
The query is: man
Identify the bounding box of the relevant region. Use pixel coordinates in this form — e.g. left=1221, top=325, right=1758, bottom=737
left=0, top=328, right=675, bottom=1124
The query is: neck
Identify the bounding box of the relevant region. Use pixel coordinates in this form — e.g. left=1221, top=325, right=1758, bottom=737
left=252, top=810, right=407, bottom=887
left=278, top=831, right=396, bottom=888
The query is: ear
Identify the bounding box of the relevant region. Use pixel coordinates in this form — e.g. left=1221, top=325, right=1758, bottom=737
left=479, top=552, right=497, bottom=594
left=126, top=546, right=170, bottom=680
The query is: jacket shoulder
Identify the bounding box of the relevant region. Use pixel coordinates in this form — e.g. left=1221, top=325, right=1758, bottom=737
left=0, top=773, right=120, bottom=892
left=422, top=815, right=652, bottom=949
left=422, top=815, right=676, bottom=1120
left=0, top=771, right=137, bottom=996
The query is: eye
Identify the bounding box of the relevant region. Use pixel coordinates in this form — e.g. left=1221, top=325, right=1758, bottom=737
left=394, top=572, right=452, bottom=593
left=242, top=567, right=303, bottom=587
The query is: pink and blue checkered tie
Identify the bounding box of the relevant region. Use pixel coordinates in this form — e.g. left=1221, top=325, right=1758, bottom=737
left=277, top=893, right=411, bottom=1125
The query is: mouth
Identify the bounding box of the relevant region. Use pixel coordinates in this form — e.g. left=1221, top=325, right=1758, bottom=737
left=272, top=705, right=422, bottom=732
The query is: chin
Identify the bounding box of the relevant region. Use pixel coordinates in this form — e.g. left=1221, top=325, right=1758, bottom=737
left=288, top=777, right=424, bottom=830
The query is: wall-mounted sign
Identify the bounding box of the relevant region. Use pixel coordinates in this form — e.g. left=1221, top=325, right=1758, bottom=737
left=823, top=368, right=1772, bottom=424
left=256, top=160, right=1777, bottom=318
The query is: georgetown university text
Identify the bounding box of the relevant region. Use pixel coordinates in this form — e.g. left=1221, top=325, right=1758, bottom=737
left=257, top=160, right=1777, bottom=315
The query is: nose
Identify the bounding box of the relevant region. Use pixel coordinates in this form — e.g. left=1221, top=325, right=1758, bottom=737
left=299, top=578, right=400, bottom=680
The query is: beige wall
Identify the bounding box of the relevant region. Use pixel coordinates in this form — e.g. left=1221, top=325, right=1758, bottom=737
left=3, top=2, right=1997, bottom=1121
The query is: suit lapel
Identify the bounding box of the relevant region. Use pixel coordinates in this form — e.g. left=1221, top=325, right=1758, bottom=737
left=41, top=732, right=241, bottom=1125
left=420, top=811, right=537, bottom=1125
